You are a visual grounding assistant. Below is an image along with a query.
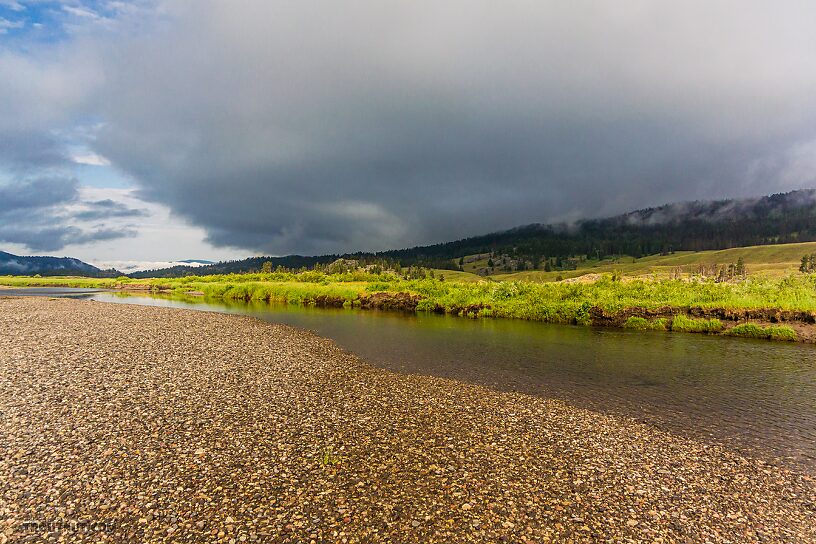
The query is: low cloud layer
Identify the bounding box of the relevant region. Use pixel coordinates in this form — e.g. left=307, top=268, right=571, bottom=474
left=3, top=1, right=816, bottom=255
left=73, top=199, right=147, bottom=221
left=0, top=178, right=141, bottom=252
left=89, top=259, right=212, bottom=274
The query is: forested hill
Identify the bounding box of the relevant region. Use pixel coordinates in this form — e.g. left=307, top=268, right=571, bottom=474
left=132, top=189, right=816, bottom=276
left=0, top=251, right=119, bottom=277
left=380, top=189, right=816, bottom=265
left=129, top=255, right=338, bottom=278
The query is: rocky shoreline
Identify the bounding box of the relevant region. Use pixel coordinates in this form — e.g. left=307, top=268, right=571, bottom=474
left=1, top=297, right=814, bottom=543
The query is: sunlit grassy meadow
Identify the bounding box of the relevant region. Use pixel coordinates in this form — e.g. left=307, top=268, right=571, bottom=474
left=4, top=267, right=816, bottom=328
left=493, top=241, right=816, bottom=281
left=4, top=240, right=816, bottom=344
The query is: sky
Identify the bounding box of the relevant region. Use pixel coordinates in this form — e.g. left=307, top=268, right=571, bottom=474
left=1, top=1, right=816, bottom=270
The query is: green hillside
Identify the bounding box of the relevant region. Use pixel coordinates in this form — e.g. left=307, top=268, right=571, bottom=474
left=472, top=241, right=816, bottom=282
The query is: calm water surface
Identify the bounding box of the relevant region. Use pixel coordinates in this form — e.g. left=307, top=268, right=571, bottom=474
left=7, top=288, right=816, bottom=473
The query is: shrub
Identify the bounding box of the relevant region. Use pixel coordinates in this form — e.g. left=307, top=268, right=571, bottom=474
left=703, top=318, right=725, bottom=333
left=652, top=318, right=669, bottom=330
left=574, top=302, right=593, bottom=326
left=726, top=323, right=768, bottom=339
left=624, top=316, right=670, bottom=331
left=623, top=316, right=650, bottom=330
left=671, top=315, right=724, bottom=333
left=767, top=325, right=797, bottom=342
left=724, top=323, right=798, bottom=341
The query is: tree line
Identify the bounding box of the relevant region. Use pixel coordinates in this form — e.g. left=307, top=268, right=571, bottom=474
left=129, top=190, right=816, bottom=278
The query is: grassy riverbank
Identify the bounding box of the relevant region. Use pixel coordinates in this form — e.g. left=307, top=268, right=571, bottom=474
left=4, top=271, right=816, bottom=335
left=5, top=271, right=816, bottom=318
left=0, top=275, right=121, bottom=288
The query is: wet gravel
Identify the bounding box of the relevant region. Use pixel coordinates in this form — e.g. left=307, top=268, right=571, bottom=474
left=1, top=297, right=814, bottom=543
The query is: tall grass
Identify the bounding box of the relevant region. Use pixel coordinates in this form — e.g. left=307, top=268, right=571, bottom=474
left=768, top=326, right=798, bottom=342
left=724, top=323, right=767, bottom=339
left=4, top=273, right=816, bottom=328
left=404, top=275, right=816, bottom=321
left=0, top=276, right=120, bottom=288
left=623, top=316, right=669, bottom=330
left=195, top=281, right=362, bottom=305
left=670, top=315, right=724, bottom=333
left=726, top=323, right=798, bottom=342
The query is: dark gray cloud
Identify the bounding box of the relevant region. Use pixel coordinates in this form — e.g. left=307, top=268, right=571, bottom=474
left=0, top=222, right=137, bottom=252
left=0, top=178, right=138, bottom=251
left=86, top=1, right=816, bottom=254
left=6, top=1, right=816, bottom=255
left=72, top=199, right=148, bottom=221
left=0, top=177, right=78, bottom=211
left=0, top=130, right=69, bottom=171
left=0, top=42, right=99, bottom=173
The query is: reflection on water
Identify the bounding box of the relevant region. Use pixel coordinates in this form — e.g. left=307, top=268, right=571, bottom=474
left=0, top=287, right=107, bottom=297
left=10, top=288, right=816, bottom=473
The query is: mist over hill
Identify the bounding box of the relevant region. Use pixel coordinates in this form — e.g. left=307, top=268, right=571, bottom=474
left=128, top=255, right=337, bottom=278
left=90, top=259, right=217, bottom=275
left=379, top=189, right=816, bottom=265
left=0, top=251, right=119, bottom=277
left=130, top=189, right=816, bottom=277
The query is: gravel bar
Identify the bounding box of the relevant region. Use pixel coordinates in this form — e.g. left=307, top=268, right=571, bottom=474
left=1, top=298, right=814, bottom=543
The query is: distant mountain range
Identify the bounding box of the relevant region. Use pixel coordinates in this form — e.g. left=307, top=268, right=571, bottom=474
left=0, top=251, right=119, bottom=277
left=0, top=253, right=218, bottom=276
left=7, top=189, right=816, bottom=278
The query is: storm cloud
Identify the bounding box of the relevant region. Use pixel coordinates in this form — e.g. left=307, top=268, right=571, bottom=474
left=5, top=1, right=816, bottom=255
left=0, top=222, right=136, bottom=252
left=0, top=178, right=140, bottom=251
left=0, top=177, right=78, bottom=212
left=73, top=199, right=148, bottom=221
